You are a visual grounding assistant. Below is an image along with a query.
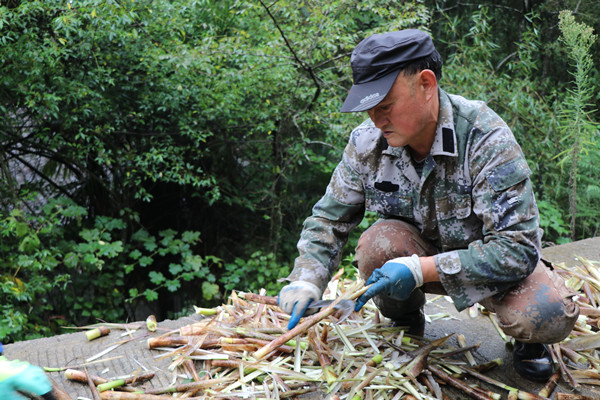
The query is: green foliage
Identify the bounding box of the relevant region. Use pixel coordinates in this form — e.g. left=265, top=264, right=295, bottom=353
left=220, top=251, right=289, bottom=297
left=0, top=195, right=84, bottom=340
left=2, top=0, right=600, bottom=342
left=0, top=194, right=223, bottom=342
left=536, top=200, right=571, bottom=244
left=434, top=6, right=600, bottom=243
left=555, top=11, right=599, bottom=240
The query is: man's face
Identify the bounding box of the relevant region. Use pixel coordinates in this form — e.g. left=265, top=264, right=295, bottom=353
left=366, top=71, right=436, bottom=150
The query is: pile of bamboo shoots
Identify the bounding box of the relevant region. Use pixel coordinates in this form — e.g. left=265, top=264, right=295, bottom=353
left=69, top=258, right=600, bottom=400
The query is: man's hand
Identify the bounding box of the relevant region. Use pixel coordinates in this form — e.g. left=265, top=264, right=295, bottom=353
left=355, top=255, right=423, bottom=311
left=0, top=356, right=54, bottom=400
left=278, top=281, right=322, bottom=330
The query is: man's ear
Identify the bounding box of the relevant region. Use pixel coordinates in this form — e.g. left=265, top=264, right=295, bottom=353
left=419, top=69, right=437, bottom=99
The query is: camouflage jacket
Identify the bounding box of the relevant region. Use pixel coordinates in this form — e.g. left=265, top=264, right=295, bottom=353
left=287, top=89, right=542, bottom=311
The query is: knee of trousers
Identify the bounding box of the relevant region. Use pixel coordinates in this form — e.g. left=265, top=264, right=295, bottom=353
left=491, top=296, right=580, bottom=344
left=354, top=219, right=437, bottom=281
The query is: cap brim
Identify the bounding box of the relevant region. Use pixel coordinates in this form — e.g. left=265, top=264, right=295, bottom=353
left=340, top=70, right=400, bottom=113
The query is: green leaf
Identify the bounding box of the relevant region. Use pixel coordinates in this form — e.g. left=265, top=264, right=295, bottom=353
left=166, top=279, right=181, bottom=292
left=201, top=281, right=220, bottom=301
left=169, top=263, right=183, bottom=275
left=139, top=256, right=153, bottom=267
left=129, top=249, right=142, bottom=260
left=143, top=289, right=159, bottom=302
left=149, top=271, right=165, bottom=285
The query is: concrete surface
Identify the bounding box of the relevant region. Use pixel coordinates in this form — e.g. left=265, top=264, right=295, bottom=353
left=4, top=237, right=600, bottom=399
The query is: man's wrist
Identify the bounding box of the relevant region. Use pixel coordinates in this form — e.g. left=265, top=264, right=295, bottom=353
left=419, top=256, right=439, bottom=283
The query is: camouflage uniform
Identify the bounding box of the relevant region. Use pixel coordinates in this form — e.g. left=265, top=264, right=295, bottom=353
left=287, top=89, right=578, bottom=342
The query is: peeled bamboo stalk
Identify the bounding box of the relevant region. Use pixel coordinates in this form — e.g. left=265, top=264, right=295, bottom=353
left=244, top=337, right=294, bottom=353
left=146, top=315, right=158, bottom=332
left=538, top=371, right=561, bottom=398
left=220, top=343, right=259, bottom=352
left=96, top=372, right=156, bottom=392
left=457, top=333, right=477, bottom=366
left=86, top=326, right=111, bottom=341
left=142, top=376, right=236, bottom=395
left=253, top=284, right=368, bottom=359
left=507, top=391, right=519, bottom=400
left=147, top=336, right=189, bottom=349
left=472, top=385, right=501, bottom=400
left=97, top=380, right=129, bottom=392
left=65, top=369, right=108, bottom=385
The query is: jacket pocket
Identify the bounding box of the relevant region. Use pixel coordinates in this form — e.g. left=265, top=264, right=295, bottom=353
left=435, top=193, right=472, bottom=221
left=366, top=189, right=414, bottom=219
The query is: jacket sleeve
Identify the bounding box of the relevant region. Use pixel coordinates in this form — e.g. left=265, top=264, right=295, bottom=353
left=285, top=138, right=366, bottom=293
left=434, top=126, right=542, bottom=311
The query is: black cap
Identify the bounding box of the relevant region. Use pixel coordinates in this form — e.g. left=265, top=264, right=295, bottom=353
left=340, top=29, right=435, bottom=112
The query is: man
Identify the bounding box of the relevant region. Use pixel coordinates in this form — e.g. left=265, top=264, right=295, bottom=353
left=278, top=29, right=579, bottom=382
left=0, top=342, right=56, bottom=400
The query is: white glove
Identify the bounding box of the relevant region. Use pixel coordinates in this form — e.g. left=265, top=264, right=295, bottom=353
left=278, top=281, right=322, bottom=329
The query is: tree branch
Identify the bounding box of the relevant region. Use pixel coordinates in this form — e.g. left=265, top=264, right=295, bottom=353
left=257, top=0, right=321, bottom=111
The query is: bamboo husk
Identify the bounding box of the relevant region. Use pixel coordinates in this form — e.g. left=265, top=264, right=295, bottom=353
left=552, top=343, right=579, bottom=389
left=307, top=327, right=337, bottom=385
left=471, top=358, right=503, bottom=373
left=142, top=376, right=236, bottom=395
left=68, top=257, right=600, bottom=399
left=48, top=377, right=73, bottom=400
left=253, top=282, right=368, bottom=359
left=99, top=393, right=176, bottom=400
left=555, top=395, right=598, bottom=400
left=429, top=365, right=495, bottom=400
left=85, top=367, right=101, bottom=400
left=238, top=292, right=279, bottom=306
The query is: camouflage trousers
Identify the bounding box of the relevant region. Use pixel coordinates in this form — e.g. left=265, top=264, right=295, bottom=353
left=354, top=219, right=579, bottom=344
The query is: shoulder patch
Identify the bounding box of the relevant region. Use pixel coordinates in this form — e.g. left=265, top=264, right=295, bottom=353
left=485, top=157, right=531, bottom=191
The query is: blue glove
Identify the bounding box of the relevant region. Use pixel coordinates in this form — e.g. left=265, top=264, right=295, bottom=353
left=355, top=255, right=423, bottom=312
left=0, top=356, right=53, bottom=400
left=278, top=281, right=322, bottom=330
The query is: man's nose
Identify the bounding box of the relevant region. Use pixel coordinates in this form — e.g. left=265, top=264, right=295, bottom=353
left=369, top=109, right=387, bottom=128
